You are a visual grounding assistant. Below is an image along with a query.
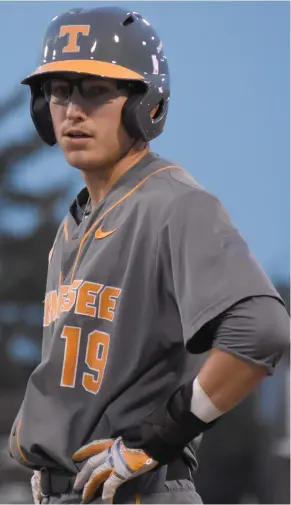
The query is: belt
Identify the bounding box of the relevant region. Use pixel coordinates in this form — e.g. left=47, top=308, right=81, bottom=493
left=40, top=458, right=192, bottom=496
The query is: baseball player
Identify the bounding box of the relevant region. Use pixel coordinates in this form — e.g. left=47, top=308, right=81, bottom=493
left=9, top=6, right=289, bottom=505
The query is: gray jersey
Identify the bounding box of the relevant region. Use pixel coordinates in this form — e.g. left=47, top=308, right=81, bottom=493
left=9, top=152, right=281, bottom=473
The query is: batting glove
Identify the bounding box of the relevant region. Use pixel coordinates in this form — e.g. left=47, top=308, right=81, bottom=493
left=31, top=470, right=41, bottom=504
left=72, top=437, right=157, bottom=503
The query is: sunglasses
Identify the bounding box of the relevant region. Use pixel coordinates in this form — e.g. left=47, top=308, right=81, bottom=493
left=42, top=77, right=131, bottom=106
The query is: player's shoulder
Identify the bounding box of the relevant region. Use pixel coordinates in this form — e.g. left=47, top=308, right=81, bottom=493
left=142, top=153, right=233, bottom=230
left=144, top=153, right=219, bottom=211
left=146, top=153, right=204, bottom=193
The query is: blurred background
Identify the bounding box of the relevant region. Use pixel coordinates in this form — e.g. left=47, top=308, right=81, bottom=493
left=0, top=1, right=289, bottom=504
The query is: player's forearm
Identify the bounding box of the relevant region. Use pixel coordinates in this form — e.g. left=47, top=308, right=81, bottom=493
left=196, top=347, right=266, bottom=414
left=123, top=297, right=289, bottom=465
left=124, top=349, right=269, bottom=463
left=191, top=296, right=289, bottom=420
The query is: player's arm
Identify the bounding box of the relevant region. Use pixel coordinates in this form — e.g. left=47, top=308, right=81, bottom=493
left=122, top=294, right=289, bottom=464
left=194, top=347, right=266, bottom=417
left=191, top=294, right=289, bottom=421
left=122, top=189, right=290, bottom=463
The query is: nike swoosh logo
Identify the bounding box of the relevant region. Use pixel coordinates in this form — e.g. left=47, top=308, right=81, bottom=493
left=95, top=226, right=116, bottom=239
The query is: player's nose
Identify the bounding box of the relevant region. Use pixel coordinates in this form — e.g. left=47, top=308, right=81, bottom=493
left=65, top=89, right=88, bottom=120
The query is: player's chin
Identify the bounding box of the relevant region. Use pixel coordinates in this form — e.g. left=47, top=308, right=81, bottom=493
left=63, top=149, right=100, bottom=172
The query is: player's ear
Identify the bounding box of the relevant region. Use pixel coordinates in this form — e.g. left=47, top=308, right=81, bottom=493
left=150, top=104, right=160, bottom=119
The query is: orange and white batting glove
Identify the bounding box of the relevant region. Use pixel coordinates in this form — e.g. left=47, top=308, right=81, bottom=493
left=72, top=437, right=157, bottom=503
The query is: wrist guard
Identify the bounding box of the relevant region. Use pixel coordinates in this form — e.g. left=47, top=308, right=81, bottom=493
left=122, top=379, right=217, bottom=464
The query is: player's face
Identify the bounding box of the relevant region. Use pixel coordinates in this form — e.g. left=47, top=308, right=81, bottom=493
left=46, top=75, right=133, bottom=171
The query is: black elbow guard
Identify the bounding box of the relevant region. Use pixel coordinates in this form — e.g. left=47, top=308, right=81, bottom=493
left=122, top=379, right=217, bottom=464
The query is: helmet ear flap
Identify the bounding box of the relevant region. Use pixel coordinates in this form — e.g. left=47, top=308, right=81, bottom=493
left=30, top=87, right=56, bottom=146
left=122, top=93, right=145, bottom=140
left=122, top=86, right=169, bottom=142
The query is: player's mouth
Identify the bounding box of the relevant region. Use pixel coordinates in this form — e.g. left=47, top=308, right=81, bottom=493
left=63, top=128, right=94, bottom=145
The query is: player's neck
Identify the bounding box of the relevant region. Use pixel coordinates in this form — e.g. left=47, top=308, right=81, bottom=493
left=82, top=142, right=149, bottom=208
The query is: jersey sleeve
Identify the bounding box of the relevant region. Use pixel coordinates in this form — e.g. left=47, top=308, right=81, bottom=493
left=157, top=189, right=283, bottom=352
left=211, top=296, right=290, bottom=375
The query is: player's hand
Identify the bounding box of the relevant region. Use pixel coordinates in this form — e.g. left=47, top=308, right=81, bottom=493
left=31, top=470, right=41, bottom=504
left=72, top=437, right=157, bottom=503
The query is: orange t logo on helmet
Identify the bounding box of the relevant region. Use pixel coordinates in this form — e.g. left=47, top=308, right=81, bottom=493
left=59, top=25, right=91, bottom=53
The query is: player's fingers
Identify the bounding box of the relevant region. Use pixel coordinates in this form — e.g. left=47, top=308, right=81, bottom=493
left=73, top=452, right=109, bottom=490
left=31, top=471, right=41, bottom=504
left=102, top=472, right=125, bottom=504
left=111, top=439, right=157, bottom=475
left=82, top=466, right=113, bottom=504
left=72, top=439, right=114, bottom=461
left=118, top=445, right=155, bottom=473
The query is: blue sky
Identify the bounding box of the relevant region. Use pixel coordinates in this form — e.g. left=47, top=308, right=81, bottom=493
left=0, top=1, right=289, bottom=282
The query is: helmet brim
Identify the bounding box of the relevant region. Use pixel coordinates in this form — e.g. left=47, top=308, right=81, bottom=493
left=21, top=59, right=145, bottom=85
